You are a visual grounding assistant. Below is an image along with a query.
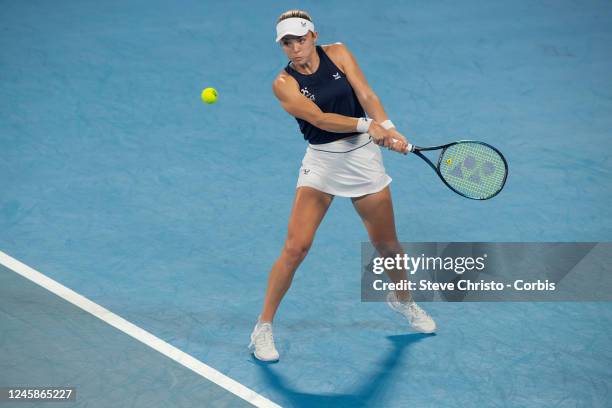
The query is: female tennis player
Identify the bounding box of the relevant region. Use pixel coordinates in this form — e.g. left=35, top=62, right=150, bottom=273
left=250, top=10, right=436, bottom=362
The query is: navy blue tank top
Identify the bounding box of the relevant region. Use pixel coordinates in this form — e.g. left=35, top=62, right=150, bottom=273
left=284, top=45, right=366, bottom=145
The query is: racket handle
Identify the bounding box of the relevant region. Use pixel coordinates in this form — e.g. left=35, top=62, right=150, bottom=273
left=391, top=138, right=414, bottom=154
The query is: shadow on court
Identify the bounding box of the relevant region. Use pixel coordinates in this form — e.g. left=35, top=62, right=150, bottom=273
left=253, top=333, right=435, bottom=407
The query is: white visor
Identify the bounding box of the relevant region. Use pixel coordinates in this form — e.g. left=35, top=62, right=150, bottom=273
left=275, top=17, right=315, bottom=42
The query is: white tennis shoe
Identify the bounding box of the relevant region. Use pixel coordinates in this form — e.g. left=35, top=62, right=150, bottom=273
left=249, top=320, right=279, bottom=362
left=387, top=292, right=437, bottom=333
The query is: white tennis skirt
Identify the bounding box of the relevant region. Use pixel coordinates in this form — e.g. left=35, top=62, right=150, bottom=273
left=296, top=133, right=392, bottom=197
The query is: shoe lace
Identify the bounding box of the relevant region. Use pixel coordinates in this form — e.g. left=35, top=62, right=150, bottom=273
left=259, top=325, right=274, bottom=348
left=408, top=302, right=428, bottom=319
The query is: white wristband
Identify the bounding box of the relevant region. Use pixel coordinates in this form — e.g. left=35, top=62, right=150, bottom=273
left=356, top=117, right=373, bottom=133
left=380, top=119, right=395, bottom=130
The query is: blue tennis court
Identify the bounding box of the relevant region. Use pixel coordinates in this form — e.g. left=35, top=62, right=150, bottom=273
left=2, top=0, right=611, bottom=406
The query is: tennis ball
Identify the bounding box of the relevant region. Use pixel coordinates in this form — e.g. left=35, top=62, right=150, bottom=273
left=201, top=87, right=218, bottom=104
left=446, top=159, right=453, bottom=165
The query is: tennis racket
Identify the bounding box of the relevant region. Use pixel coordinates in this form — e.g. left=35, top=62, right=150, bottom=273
left=404, top=140, right=508, bottom=200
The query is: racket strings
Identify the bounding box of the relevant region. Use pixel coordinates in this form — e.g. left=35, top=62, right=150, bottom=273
left=439, top=143, right=506, bottom=199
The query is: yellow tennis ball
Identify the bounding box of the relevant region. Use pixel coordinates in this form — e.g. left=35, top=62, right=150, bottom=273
left=446, top=159, right=452, bottom=165
left=201, top=87, right=218, bottom=104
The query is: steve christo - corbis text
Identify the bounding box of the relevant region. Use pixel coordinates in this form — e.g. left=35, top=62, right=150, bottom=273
left=372, top=278, right=556, bottom=292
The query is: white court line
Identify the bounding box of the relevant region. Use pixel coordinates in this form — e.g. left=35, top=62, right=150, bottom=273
left=0, top=250, right=281, bottom=408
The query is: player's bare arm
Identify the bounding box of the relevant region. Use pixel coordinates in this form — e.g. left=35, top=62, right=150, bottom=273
left=273, top=72, right=363, bottom=133
left=326, top=43, right=409, bottom=153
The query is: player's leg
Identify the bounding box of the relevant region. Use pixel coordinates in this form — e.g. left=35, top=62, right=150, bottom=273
left=250, top=186, right=333, bottom=361
left=351, top=186, right=410, bottom=299
left=352, top=186, right=436, bottom=333
left=260, top=186, right=334, bottom=321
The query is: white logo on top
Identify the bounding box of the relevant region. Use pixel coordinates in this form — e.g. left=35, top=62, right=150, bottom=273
left=301, top=87, right=315, bottom=101
left=332, top=72, right=341, bottom=80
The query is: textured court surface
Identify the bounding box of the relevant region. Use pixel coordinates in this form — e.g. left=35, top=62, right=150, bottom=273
left=1, top=0, right=612, bottom=407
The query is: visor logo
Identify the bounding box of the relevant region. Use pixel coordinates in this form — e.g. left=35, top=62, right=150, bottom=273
left=301, top=21, right=306, bottom=27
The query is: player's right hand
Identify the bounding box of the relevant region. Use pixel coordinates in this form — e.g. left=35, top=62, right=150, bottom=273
left=368, top=122, right=407, bottom=154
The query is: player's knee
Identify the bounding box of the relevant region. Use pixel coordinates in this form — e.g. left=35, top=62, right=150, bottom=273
left=283, top=240, right=312, bottom=265
left=374, top=240, right=403, bottom=258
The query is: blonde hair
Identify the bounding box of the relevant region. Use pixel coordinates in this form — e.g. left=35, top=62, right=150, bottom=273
left=276, top=10, right=312, bottom=24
